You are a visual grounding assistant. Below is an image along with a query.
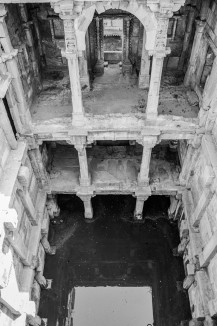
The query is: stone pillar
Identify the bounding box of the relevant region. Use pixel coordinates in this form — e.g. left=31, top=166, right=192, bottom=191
left=77, top=194, right=93, bottom=219
left=75, top=144, right=91, bottom=187
left=137, top=138, right=157, bottom=186
left=78, top=51, right=90, bottom=90
left=139, top=29, right=150, bottom=89
left=199, top=55, right=217, bottom=131
left=32, top=11, right=46, bottom=67
left=138, top=146, right=152, bottom=187
left=146, top=11, right=171, bottom=119
left=122, top=17, right=132, bottom=75
left=28, top=147, right=50, bottom=191
left=59, top=8, right=84, bottom=123
left=94, top=17, right=104, bottom=76
left=184, top=20, right=206, bottom=88
left=201, top=56, right=217, bottom=111
left=134, top=195, right=149, bottom=220
left=19, top=4, right=41, bottom=85
left=178, top=7, right=195, bottom=71
left=146, top=51, right=167, bottom=119
left=0, top=4, right=32, bottom=132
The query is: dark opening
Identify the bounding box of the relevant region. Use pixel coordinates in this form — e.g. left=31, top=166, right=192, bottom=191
left=39, top=195, right=191, bottom=326
left=3, top=96, right=17, bottom=137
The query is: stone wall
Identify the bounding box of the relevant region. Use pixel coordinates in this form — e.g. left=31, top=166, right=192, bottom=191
left=6, top=4, right=41, bottom=106
left=0, top=133, right=51, bottom=325
left=0, top=125, right=11, bottom=178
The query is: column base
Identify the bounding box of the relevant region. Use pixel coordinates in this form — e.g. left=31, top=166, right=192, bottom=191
left=94, top=60, right=104, bottom=76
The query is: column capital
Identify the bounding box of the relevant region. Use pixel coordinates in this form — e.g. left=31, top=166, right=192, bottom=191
left=147, top=0, right=185, bottom=14
left=136, top=136, right=158, bottom=147
left=52, top=1, right=84, bottom=17
left=67, top=136, right=87, bottom=147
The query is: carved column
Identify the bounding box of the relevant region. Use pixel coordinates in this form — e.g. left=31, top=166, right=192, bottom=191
left=74, top=144, right=91, bottom=187
left=184, top=20, right=206, bottom=88
left=94, top=17, right=104, bottom=76
left=134, top=195, right=149, bottom=220
left=28, top=146, right=50, bottom=191
left=146, top=13, right=171, bottom=119
left=139, top=29, right=150, bottom=89
left=0, top=4, right=32, bottom=132
left=178, top=7, right=196, bottom=71
left=199, top=56, right=217, bottom=130
left=146, top=52, right=166, bottom=119
left=59, top=7, right=84, bottom=123
left=122, top=17, right=132, bottom=75
left=77, top=194, right=93, bottom=219
left=137, top=138, right=157, bottom=186
left=78, top=51, right=90, bottom=90
left=19, top=4, right=41, bottom=85
left=32, top=11, right=46, bottom=67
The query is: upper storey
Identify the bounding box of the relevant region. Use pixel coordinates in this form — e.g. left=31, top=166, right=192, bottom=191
left=1, top=0, right=216, bottom=143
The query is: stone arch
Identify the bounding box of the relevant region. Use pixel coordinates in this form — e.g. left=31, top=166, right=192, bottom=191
left=75, top=2, right=157, bottom=52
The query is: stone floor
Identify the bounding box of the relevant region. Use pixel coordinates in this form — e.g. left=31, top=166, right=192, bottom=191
left=39, top=195, right=191, bottom=326
left=30, top=66, right=199, bottom=122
